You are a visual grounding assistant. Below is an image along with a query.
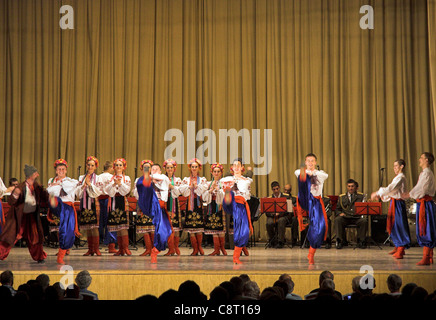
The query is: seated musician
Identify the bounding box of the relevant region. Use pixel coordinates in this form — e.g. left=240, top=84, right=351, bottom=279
left=266, top=181, right=291, bottom=248
left=334, top=179, right=367, bottom=249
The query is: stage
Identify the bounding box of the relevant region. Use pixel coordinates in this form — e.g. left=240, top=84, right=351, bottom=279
left=2, top=244, right=436, bottom=300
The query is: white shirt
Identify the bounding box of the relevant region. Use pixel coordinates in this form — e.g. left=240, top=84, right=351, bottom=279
left=47, top=177, right=79, bottom=203
left=294, top=169, right=328, bottom=197
left=103, top=175, right=131, bottom=197
left=377, top=173, right=408, bottom=202
left=77, top=174, right=102, bottom=199
left=409, top=168, right=436, bottom=199
left=179, top=176, right=208, bottom=198
left=97, top=172, right=114, bottom=196
left=202, top=180, right=224, bottom=205
left=0, top=178, right=6, bottom=198
left=133, top=174, right=170, bottom=202
left=23, top=184, right=37, bottom=213
left=218, top=176, right=252, bottom=201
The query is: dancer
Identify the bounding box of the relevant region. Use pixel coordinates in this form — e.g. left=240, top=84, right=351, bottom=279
left=97, top=161, right=117, bottom=253
left=220, top=158, right=253, bottom=264
left=77, top=156, right=102, bottom=256
left=180, top=158, right=208, bottom=256
left=47, top=159, right=81, bottom=264
left=136, top=163, right=173, bottom=263
left=294, top=153, right=328, bottom=265
left=0, top=177, right=15, bottom=235
left=132, top=160, right=155, bottom=256
left=371, top=159, right=410, bottom=259
left=0, top=165, right=49, bottom=262
left=203, top=163, right=227, bottom=256
left=163, top=158, right=183, bottom=256
left=404, top=152, right=436, bottom=265
left=103, top=158, right=132, bottom=256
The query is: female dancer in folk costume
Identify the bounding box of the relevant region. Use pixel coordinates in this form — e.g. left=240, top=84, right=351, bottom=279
left=77, top=156, right=103, bottom=256
left=371, top=159, right=410, bottom=259
left=103, top=158, right=132, bottom=256
left=294, top=153, right=328, bottom=265
left=162, top=158, right=183, bottom=256
left=202, top=163, right=228, bottom=256
left=404, top=152, right=436, bottom=265
left=220, top=158, right=253, bottom=264
left=97, top=161, right=117, bottom=253
left=47, top=159, right=81, bottom=264
left=179, top=158, right=208, bottom=256
left=132, top=160, right=155, bottom=256
left=136, top=162, right=173, bottom=263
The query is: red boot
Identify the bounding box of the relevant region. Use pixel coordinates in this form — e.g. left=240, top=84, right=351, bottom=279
left=196, top=233, right=204, bottom=255
left=208, top=237, right=221, bottom=256
left=174, top=236, right=181, bottom=256
left=57, top=249, right=67, bottom=265
left=108, top=243, right=118, bottom=254
left=392, top=246, right=405, bottom=259
left=151, top=247, right=159, bottom=263
left=190, top=235, right=198, bottom=256
left=219, top=236, right=227, bottom=256
left=388, top=247, right=397, bottom=255
left=164, top=233, right=176, bottom=256
left=83, top=235, right=93, bottom=256
left=123, top=235, right=132, bottom=256
left=416, top=247, right=431, bottom=266
left=242, top=247, right=249, bottom=256
left=430, top=248, right=434, bottom=264
left=233, top=246, right=243, bottom=264
left=308, top=247, right=316, bottom=265
left=140, top=233, right=153, bottom=256
left=114, top=235, right=124, bottom=256
left=94, top=236, right=102, bottom=256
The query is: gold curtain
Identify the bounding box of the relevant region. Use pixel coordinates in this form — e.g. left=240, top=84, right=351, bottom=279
left=1, top=0, right=435, bottom=239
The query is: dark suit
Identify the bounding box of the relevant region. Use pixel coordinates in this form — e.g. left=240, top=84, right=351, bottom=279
left=334, top=192, right=367, bottom=243
left=266, top=192, right=293, bottom=245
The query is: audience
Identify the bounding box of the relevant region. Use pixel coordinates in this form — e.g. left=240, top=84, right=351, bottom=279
left=279, top=273, right=302, bottom=300
left=0, top=270, right=16, bottom=297
left=75, top=270, right=98, bottom=300
left=1, top=269, right=435, bottom=302
left=305, top=270, right=342, bottom=300
left=387, top=274, right=402, bottom=297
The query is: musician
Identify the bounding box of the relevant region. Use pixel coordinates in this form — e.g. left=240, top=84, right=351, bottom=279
left=283, top=184, right=299, bottom=246
left=334, top=179, right=367, bottom=249
left=265, top=181, right=291, bottom=248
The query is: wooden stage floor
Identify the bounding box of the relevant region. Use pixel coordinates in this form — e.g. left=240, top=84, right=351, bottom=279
left=2, top=244, right=436, bottom=300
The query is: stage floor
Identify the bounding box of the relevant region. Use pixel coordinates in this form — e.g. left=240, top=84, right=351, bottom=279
left=2, top=245, right=436, bottom=300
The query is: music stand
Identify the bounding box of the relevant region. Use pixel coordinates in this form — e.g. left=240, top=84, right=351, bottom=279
left=354, top=202, right=383, bottom=250
left=260, top=197, right=289, bottom=249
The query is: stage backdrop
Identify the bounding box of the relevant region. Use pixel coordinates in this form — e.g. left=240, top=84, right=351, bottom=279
left=1, top=0, right=435, bottom=239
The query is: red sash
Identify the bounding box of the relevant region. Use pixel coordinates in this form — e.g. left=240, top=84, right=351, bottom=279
left=417, top=195, right=433, bottom=236
left=314, top=196, right=329, bottom=241
left=235, top=196, right=253, bottom=236
left=387, top=198, right=399, bottom=235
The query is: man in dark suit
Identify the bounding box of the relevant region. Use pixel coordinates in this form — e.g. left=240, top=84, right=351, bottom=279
left=284, top=184, right=299, bottom=246
left=266, top=181, right=292, bottom=248
left=334, top=179, right=367, bottom=249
